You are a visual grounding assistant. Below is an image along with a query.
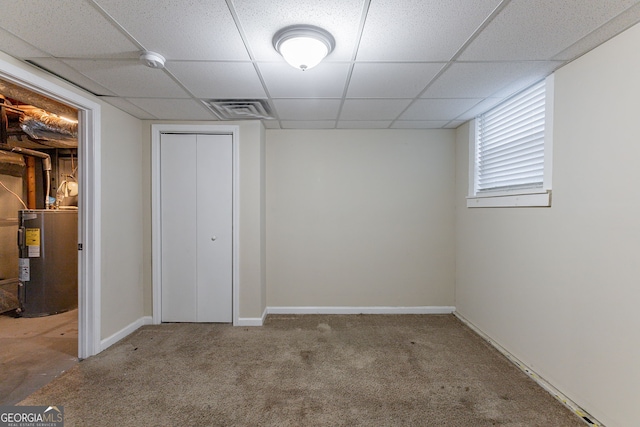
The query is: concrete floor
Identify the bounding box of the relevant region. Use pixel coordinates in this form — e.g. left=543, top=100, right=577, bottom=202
left=0, top=309, right=78, bottom=405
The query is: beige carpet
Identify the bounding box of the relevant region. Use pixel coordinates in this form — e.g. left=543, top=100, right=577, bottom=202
left=20, top=315, right=584, bottom=426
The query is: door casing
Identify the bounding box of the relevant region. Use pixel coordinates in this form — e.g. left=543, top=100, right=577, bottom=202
left=0, top=54, right=101, bottom=358
left=151, top=124, right=240, bottom=325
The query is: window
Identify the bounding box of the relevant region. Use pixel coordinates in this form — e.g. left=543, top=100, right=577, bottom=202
left=467, top=75, right=553, bottom=208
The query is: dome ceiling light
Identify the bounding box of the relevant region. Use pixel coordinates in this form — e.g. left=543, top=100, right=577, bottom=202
left=273, top=25, right=335, bottom=71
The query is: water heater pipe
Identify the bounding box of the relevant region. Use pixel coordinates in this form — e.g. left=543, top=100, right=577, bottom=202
left=0, top=144, right=52, bottom=208
left=26, top=156, right=36, bottom=208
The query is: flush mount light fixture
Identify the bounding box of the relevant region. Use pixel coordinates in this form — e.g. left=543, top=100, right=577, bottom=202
left=273, top=25, right=335, bottom=71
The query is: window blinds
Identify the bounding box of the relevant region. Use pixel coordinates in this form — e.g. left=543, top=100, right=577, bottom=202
left=476, top=80, right=546, bottom=193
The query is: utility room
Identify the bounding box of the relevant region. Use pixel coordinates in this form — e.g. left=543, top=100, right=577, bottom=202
left=0, top=78, right=79, bottom=405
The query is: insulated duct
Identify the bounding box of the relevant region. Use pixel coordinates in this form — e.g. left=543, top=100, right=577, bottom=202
left=19, top=106, right=77, bottom=144
left=0, top=79, right=77, bottom=121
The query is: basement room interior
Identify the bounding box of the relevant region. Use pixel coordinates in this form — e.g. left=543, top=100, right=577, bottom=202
left=0, top=1, right=639, bottom=426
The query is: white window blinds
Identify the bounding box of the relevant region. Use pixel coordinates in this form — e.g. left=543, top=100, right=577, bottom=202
left=476, top=80, right=546, bottom=193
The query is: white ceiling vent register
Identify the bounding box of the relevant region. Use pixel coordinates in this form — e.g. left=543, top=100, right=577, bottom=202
left=203, top=99, right=274, bottom=120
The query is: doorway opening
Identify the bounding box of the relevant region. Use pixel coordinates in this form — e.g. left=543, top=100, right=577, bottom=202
left=0, top=55, right=102, bottom=405
left=0, top=77, right=79, bottom=404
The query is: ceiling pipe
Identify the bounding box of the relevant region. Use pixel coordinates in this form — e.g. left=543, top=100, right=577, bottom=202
left=0, top=144, right=51, bottom=170
left=0, top=143, right=52, bottom=208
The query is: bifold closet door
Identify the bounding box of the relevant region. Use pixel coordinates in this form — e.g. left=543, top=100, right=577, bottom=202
left=160, top=133, right=232, bottom=322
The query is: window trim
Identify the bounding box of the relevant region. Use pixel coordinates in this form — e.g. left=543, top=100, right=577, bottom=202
left=467, top=74, right=554, bottom=208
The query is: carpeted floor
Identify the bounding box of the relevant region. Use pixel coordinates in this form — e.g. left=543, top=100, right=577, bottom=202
left=20, top=314, right=584, bottom=426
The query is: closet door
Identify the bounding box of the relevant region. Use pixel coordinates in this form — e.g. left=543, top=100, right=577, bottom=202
left=160, top=134, right=197, bottom=322
left=195, top=134, right=232, bottom=322
left=160, top=133, right=232, bottom=322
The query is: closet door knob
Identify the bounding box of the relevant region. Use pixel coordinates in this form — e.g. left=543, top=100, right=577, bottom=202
left=211, top=236, right=217, bottom=241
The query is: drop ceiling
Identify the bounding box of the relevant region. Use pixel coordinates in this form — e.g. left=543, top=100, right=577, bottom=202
left=0, top=0, right=638, bottom=129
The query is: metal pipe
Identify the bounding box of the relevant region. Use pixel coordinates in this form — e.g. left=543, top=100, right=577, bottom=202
left=0, top=144, right=52, bottom=207
left=0, top=144, right=51, bottom=170
left=26, top=156, right=36, bottom=208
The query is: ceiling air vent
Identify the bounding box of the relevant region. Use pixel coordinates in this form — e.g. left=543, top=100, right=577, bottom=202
left=203, top=99, right=273, bottom=120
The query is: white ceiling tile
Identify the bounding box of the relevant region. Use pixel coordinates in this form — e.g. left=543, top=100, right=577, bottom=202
left=0, top=28, right=49, bottom=59
left=281, top=121, right=336, bottom=129
left=94, top=0, right=249, bottom=61
left=30, top=59, right=116, bottom=96
left=399, top=99, right=481, bottom=121
left=357, top=0, right=503, bottom=61
left=99, top=97, right=157, bottom=119
left=553, top=2, right=640, bottom=61
left=340, top=99, right=412, bottom=120
left=0, top=0, right=137, bottom=57
left=391, top=121, right=449, bottom=129
left=258, top=62, right=350, bottom=98
left=1, top=0, right=637, bottom=128
left=62, top=59, right=191, bottom=98
left=460, top=0, right=639, bottom=61
left=273, top=99, right=341, bottom=120
left=337, top=121, right=392, bottom=129
left=167, top=62, right=266, bottom=98
left=232, top=0, right=364, bottom=61
left=423, top=62, right=559, bottom=98
left=126, top=98, right=216, bottom=120
left=347, top=63, right=445, bottom=98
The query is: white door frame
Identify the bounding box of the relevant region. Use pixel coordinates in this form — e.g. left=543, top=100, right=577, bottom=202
left=0, top=55, right=101, bottom=359
left=151, top=124, right=240, bottom=325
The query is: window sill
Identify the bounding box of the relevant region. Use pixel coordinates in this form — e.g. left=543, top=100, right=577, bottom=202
left=466, top=190, right=551, bottom=208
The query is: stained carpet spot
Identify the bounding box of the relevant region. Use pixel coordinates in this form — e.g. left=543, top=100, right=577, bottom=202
left=300, top=350, right=312, bottom=364
left=317, top=323, right=331, bottom=333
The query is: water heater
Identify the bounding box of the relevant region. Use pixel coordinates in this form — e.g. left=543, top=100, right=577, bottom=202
left=17, top=209, right=77, bottom=317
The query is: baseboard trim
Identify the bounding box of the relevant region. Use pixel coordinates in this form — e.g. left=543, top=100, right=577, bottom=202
left=100, top=316, right=153, bottom=352
left=267, top=306, right=456, bottom=315
left=236, top=307, right=268, bottom=327
left=453, top=312, right=602, bottom=427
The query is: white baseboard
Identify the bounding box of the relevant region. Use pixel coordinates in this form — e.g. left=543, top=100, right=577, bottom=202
left=267, top=306, right=456, bottom=315
left=100, top=316, right=153, bottom=351
left=453, top=312, right=602, bottom=427
left=236, top=307, right=268, bottom=327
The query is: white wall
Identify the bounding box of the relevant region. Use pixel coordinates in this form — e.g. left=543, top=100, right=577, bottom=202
left=455, top=23, right=640, bottom=427
left=237, top=121, right=267, bottom=318
left=141, top=120, right=266, bottom=320
left=100, top=104, right=144, bottom=339
left=267, top=129, right=455, bottom=308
